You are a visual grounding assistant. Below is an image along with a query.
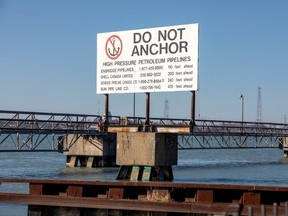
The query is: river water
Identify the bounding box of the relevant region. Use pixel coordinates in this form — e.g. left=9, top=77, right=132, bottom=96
left=0, top=147, right=288, bottom=215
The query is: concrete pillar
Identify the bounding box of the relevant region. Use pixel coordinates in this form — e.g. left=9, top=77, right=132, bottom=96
left=116, top=132, right=178, bottom=181
left=61, top=133, right=116, bottom=167
left=280, top=137, right=288, bottom=158
left=66, top=156, right=77, bottom=167
left=87, top=156, right=94, bottom=168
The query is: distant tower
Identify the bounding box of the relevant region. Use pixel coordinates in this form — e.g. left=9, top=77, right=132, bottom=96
left=164, top=99, right=169, bottom=118
left=256, top=87, right=263, bottom=122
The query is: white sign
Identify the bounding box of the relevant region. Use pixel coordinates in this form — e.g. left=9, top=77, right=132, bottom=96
left=97, top=23, right=199, bottom=94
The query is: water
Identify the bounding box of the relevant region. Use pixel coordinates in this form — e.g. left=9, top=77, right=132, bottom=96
left=1, top=147, right=288, bottom=215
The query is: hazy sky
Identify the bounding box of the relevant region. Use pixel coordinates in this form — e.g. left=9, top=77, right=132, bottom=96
left=0, top=0, right=287, bottom=123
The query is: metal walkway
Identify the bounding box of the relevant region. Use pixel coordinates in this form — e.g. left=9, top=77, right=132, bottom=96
left=0, top=110, right=288, bottom=151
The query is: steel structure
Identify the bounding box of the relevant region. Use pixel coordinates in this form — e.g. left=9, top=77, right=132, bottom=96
left=0, top=110, right=103, bottom=151
left=1, top=110, right=288, bottom=151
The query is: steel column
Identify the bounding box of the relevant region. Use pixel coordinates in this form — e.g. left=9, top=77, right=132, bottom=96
left=104, top=94, right=109, bottom=125
left=145, top=92, right=150, bottom=125
left=190, top=91, right=196, bottom=127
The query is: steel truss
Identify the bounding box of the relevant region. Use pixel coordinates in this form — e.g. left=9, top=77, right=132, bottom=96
left=0, top=110, right=103, bottom=151
left=178, top=135, right=280, bottom=149
left=1, top=110, right=288, bottom=151
left=177, top=119, right=287, bottom=149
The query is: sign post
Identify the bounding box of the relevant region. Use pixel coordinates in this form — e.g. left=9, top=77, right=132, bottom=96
left=104, top=94, right=109, bottom=125
left=145, top=92, right=150, bottom=126
left=190, top=91, right=196, bottom=127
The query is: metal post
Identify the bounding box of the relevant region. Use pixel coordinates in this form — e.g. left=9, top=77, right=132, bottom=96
left=145, top=92, right=150, bottom=125
left=239, top=94, right=244, bottom=122
left=16, top=114, right=20, bottom=149
left=16, top=133, right=20, bottom=150
left=133, top=93, right=136, bottom=124
left=104, top=94, right=109, bottom=125
left=240, top=94, right=244, bottom=135
left=190, top=91, right=196, bottom=126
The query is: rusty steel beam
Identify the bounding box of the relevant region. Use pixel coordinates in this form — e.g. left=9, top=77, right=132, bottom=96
left=0, top=193, right=244, bottom=214
left=2, top=178, right=288, bottom=192
left=0, top=193, right=193, bottom=213
left=1, top=179, right=288, bottom=215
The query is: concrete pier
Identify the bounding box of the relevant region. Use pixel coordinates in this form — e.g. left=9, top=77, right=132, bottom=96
left=116, top=132, right=178, bottom=181
left=62, top=133, right=116, bottom=167
left=280, top=137, right=288, bottom=158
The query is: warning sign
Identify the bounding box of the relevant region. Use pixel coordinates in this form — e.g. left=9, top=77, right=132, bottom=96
left=105, top=35, right=122, bottom=60
left=97, top=23, right=199, bottom=94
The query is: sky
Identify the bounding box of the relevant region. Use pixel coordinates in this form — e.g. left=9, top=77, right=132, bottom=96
left=0, top=0, right=287, bottom=123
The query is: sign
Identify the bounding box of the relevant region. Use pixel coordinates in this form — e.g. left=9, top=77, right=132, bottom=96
left=97, top=23, right=199, bottom=94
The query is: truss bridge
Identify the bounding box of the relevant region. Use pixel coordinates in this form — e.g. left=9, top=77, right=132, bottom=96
left=0, top=110, right=288, bottom=152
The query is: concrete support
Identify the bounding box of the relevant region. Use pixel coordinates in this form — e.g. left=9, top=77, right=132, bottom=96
left=279, top=137, right=288, bottom=158
left=87, top=156, right=94, bottom=168
left=62, top=133, right=116, bottom=167
left=66, top=156, right=77, bottom=167
left=116, top=132, right=178, bottom=181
